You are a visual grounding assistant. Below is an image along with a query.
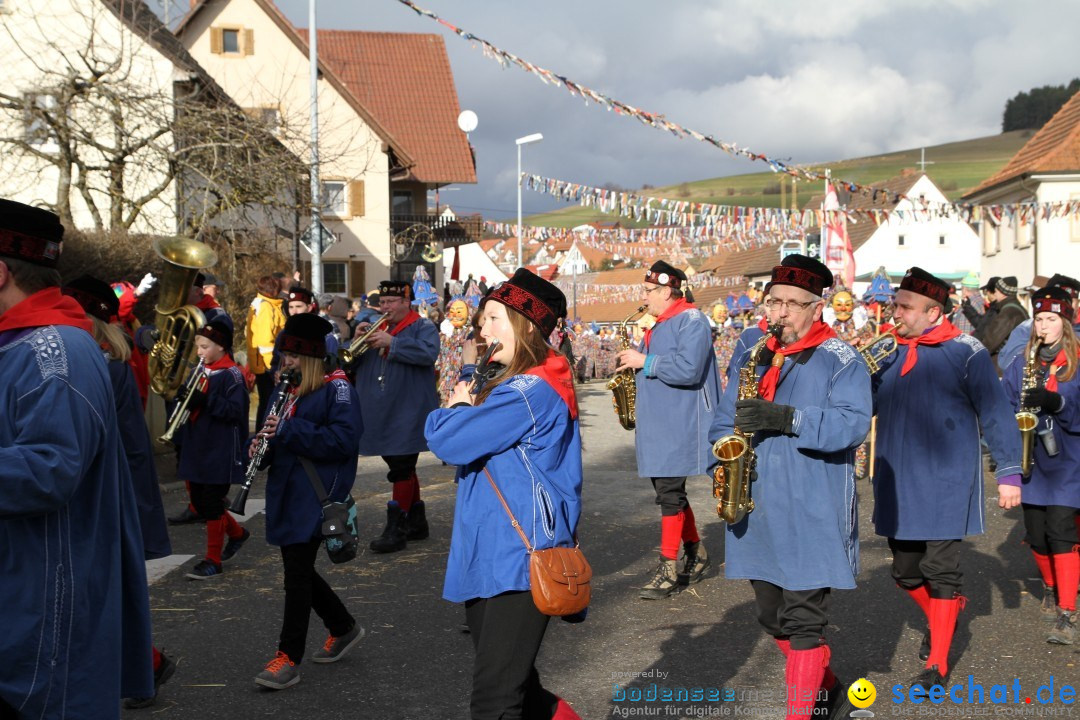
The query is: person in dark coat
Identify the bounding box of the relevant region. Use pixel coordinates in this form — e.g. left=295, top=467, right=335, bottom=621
left=975, top=276, right=1029, bottom=374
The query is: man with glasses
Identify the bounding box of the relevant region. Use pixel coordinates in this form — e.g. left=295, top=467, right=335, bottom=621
left=709, top=254, right=871, bottom=719
left=352, top=280, right=440, bottom=553
left=615, top=260, right=722, bottom=599
left=871, top=266, right=1021, bottom=690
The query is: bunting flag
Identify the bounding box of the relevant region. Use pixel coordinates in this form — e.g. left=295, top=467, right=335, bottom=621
left=552, top=273, right=749, bottom=306
left=822, top=182, right=855, bottom=288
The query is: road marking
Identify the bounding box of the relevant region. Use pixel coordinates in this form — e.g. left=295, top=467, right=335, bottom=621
left=232, top=499, right=265, bottom=523
left=146, top=555, right=195, bottom=585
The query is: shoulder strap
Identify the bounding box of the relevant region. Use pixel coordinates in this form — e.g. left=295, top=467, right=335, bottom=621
left=483, top=467, right=533, bottom=553
left=299, top=456, right=329, bottom=505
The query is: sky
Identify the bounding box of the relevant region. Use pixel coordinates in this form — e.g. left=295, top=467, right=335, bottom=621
left=177, top=1, right=1080, bottom=221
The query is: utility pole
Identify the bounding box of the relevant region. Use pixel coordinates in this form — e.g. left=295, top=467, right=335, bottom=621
left=308, top=0, right=323, bottom=293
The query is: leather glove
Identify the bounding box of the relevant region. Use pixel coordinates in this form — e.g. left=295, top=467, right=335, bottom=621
left=1023, top=386, right=1063, bottom=413
left=735, top=398, right=795, bottom=434
left=187, top=389, right=208, bottom=411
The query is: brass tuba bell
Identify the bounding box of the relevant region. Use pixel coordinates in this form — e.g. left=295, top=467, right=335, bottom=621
left=147, top=237, right=218, bottom=401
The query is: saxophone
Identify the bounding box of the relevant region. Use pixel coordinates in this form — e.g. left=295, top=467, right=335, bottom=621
left=1017, top=337, right=1044, bottom=476
left=608, top=305, right=647, bottom=430
left=712, top=323, right=782, bottom=524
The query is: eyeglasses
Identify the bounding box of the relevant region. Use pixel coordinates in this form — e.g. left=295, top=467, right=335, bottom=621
left=644, top=286, right=666, bottom=295
left=765, top=298, right=816, bottom=312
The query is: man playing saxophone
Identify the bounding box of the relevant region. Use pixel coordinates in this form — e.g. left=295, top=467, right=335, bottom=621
left=708, top=254, right=871, bottom=720
left=614, top=260, right=722, bottom=600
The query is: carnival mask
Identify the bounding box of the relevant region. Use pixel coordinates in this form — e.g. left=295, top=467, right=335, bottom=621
left=447, top=299, right=469, bottom=329
left=831, top=291, right=854, bottom=322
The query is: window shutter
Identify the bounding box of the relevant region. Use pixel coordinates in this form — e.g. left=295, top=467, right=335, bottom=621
left=210, top=27, right=224, bottom=54
left=349, top=261, right=366, bottom=298
left=349, top=181, right=365, bottom=218
left=300, top=261, right=312, bottom=288
left=243, top=28, right=254, bottom=55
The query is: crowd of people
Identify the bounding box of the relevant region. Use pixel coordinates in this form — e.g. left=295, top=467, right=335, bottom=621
left=2, top=195, right=1078, bottom=720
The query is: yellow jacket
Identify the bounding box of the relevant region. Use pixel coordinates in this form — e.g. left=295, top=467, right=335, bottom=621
left=246, top=293, right=285, bottom=374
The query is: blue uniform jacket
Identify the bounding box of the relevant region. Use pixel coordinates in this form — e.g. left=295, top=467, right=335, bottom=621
left=355, top=317, right=439, bottom=456
left=262, top=378, right=363, bottom=546
left=426, top=374, right=583, bottom=603
left=872, top=333, right=1022, bottom=540
left=1002, top=353, right=1080, bottom=508
left=0, top=325, right=153, bottom=717
left=108, top=357, right=171, bottom=560
left=177, top=364, right=249, bottom=484
left=710, top=326, right=872, bottom=591
left=635, top=307, right=723, bottom=477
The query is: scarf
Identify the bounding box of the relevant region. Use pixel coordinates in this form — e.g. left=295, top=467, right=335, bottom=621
left=525, top=349, right=578, bottom=419
left=643, top=298, right=695, bottom=350
left=1043, top=347, right=1069, bottom=392
left=756, top=318, right=837, bottom=401
left=895, top=319, right=961, bottom=376
left=196, top=294, right=221, bottom=311
left=381, top=310, right=421, bottom=358
left=0, top=287, right=94, bottom=337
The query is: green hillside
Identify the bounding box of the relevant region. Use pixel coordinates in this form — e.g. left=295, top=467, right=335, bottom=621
left=523, top=130, right=1032, bottom=229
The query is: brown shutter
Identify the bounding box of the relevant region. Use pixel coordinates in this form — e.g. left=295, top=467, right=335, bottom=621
left=210, top=27, right=224, bottom=54
left=349, top=261, right=365, bottom=298
left=349, top=180, right=365, bottom=218
left=300, top=261, right=311, bottom=288
left=243, top=28, right=254, bottom=55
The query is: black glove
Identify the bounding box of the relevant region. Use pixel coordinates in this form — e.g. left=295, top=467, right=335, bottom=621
left=1023, top=386, right=1063, bottom=414
left=734, top=398, right=795, bottom=434
left=187, top=389, right=208, bottom=411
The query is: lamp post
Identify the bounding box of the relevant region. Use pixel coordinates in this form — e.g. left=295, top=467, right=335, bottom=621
left=516, top=133, right=543, bottom=270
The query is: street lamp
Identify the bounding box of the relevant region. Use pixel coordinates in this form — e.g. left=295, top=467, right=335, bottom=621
left=516, top=133, right=543, bottom=270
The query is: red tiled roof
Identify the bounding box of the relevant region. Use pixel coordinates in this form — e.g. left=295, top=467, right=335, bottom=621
left=297, top=29, right=476, bottom=185
left=966, top=89, right=1080, bottom=197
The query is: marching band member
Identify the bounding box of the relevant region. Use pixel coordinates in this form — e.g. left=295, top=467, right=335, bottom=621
left=709, top=254, right=871, bottom=720
left=426, top=268, right=583, bottom=720
left=614, top=260, right=721, bottom=599
left=353, top=280, right=440, bottom=553
left=1002, top=286, right=1080, bottom=644
left=871, top=267, right=1021, bottom=687
left=179, top=320, right=251, bottom=580
left=250, top=313, right=365, bottom=690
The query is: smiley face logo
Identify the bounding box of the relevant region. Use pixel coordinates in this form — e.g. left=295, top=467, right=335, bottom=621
left=848, top=678, right=876, bottom=708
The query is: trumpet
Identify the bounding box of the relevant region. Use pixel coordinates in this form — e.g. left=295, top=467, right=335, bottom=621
left=158, top=361, right=208, bottom=443
left=339, top=313, right=390, bottom=367
left=230, top=370, right=300, bottom=515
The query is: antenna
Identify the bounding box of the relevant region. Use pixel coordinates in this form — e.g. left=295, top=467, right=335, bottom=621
left=457, top=110, right=478, bottom=140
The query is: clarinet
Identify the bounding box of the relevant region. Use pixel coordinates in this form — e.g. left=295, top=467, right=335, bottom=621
left=230, top=369, right=299, bottom=515
left=469, top=339, right=501, bottom=397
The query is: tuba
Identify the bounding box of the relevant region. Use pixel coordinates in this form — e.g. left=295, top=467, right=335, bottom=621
left=1017, top=337, right=1044, bottom=476
left=608, top=305, right=647, bottom=430
left=339, top=312, right=390, bottom=367
left=712, top=323, right=782, bottom=524
left=147, top=237, right=217, bottom=401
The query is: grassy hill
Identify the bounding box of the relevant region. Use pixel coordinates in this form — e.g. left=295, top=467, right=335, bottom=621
left=524, top=130, right=1032, bottom=229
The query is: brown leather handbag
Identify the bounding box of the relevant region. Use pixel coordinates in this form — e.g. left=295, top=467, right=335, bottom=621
left=484, top=468, right=592, bottom=616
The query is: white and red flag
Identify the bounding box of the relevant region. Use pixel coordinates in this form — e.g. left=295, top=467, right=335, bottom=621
left=823, top=182, right=855, bottom=288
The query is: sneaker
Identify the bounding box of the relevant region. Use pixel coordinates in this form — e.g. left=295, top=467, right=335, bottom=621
left=168, top=506, right=202, bottom=525
left=1047, top=609, right=1077, bottom=645
left=221, top=528, right=251, bottom=561
left=369, top=502, right=407, bottom=554
left=681, top=542, right=711, bottom=585
left=311, top=624, right=365, bottom=663
left=639, top=558, right=680, bottom=600
left=918, top=629, right=931, bottom=661
left=255, top=651, right=300, bottom=690
left=185, top=559, right=223, bottom=580
left=1041, top=583, right=1059, bottom=624
left=123, top=652, right=177, bottom=709
left=910, top=665, right=946, bottom=691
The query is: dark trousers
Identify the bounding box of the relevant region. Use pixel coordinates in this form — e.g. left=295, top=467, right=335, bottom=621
left=750, top=580, right=830, bottom=650
left=382, top=453, right=419, bottom=483
left=0, top=695, right=16, bottom=720
left=278, top=537, right=354, bottom=663
left=189, top=481, right=229, bottom=520
left=889, top=537, right=963, bottom=598
left=465, top=591, right=557, bottom=720
left=255, top=371, right=275, bottom=431
left=650, top=476, right=689, bottom=516
left=1023, top=504, right=1080, bottom=555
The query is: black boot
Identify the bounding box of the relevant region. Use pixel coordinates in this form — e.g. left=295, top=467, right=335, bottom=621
left=919, top=629, right=931, bottom=661
left=369, top=502, right=407, bottom=554
left=402, top=500, right=429, bottom=541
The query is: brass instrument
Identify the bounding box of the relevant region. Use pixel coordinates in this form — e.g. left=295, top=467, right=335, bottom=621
left=147, top=237, right=218, bottom=401
left=608, top=305, right=647, bottom=430
left=339, top=313, right=390, bottom=367
left=1017, top=337, right=1044, bottom=476
left=859, top=328, right=899, bottom=374
left=231, top=369, right=300, bottom=515
left=158, top=361, right=208, bottom=443
left=712, top=323, right=782, bottom=524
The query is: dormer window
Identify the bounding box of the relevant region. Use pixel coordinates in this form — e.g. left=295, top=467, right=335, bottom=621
left=210, top=26, right=254, bottom=56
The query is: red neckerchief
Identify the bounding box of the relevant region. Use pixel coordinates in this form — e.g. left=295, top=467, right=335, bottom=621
left=642, top=298, right=695, bottom=350
left=895, top=319, right=961, bottom=376
left=756, top=318, right=837, bottom=401
left=525, top=348, right=579, bottom=419
left=196, top=294, right=220, bottom=311
left=325, top=368, right=348, bottom=382
left=1044, top=347, right=1068, bottom=392
left=0, top=287, right=93, bottom=336
left=381, top=310, right=421, bottom=357
left=190, top=355, right=237, bottom=422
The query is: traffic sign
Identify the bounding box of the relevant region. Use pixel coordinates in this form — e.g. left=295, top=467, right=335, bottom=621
left=300, top=219, right=338, bottom=256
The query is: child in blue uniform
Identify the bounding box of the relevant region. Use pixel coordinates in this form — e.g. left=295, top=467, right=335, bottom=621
left=426, top=269, right=584, bottom=720
left=250, top=313, right=365, bottom=690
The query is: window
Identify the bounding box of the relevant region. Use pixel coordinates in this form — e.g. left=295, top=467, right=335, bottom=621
left=258, top=107, right=279, bottom=133
left=939, top=235, right=946, bottom=246
left=324, top=262, right=347, bottom=294
left=210, top=26, right=253, bottom=55
left=897, top=234, right=905, bottom=247
left=392, top=190, right=413, bottom=215
left=321, top=181, right=346, bottom=215
left=23, top=92, right=58, bottom=146
left=222, top=29, right=240, bottom=53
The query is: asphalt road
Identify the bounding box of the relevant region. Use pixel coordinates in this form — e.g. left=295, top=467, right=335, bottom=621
left=133, top=382, right=1079, bottom=719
